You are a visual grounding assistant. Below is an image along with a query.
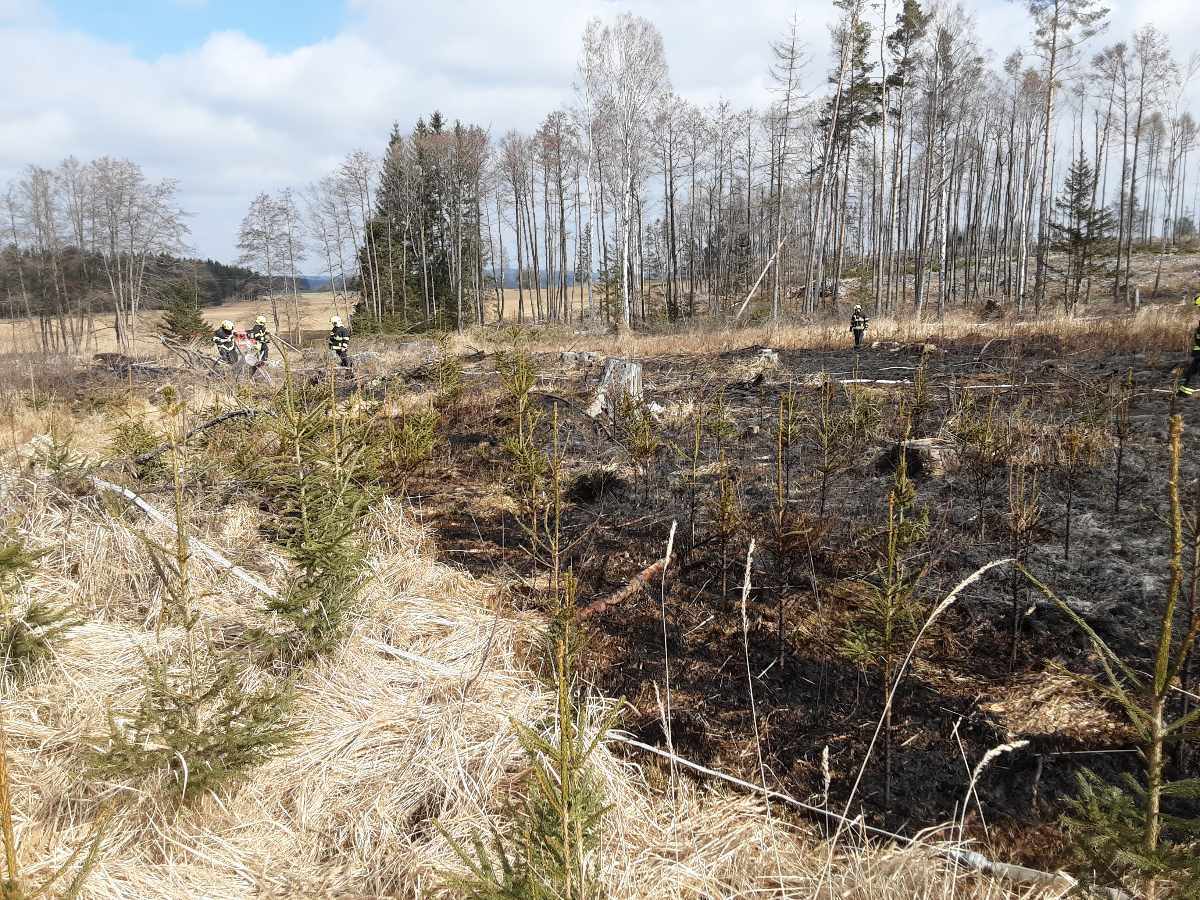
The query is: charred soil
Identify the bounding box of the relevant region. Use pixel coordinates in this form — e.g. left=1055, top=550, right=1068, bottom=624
left=393, top=331, right=1200, bottom=873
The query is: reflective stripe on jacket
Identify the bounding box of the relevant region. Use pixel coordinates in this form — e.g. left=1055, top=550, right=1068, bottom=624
left=850, top=313, right=868, bottom=331
left=328, top=326, right=350, bottom=351
left=213, top=329, right=234, bottom=352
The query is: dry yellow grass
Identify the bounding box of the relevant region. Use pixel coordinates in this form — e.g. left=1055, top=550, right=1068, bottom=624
left=3, top=275, right=1197, bottom=364
left=0, top=292, right=350, bottom=357
left=473, top=302, right=1199, bottom=360
left=0, top=415, right=1045, bottom=898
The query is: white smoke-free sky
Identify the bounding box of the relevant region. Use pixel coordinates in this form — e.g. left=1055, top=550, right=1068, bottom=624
left=2, top=0, right=1199, bottom=262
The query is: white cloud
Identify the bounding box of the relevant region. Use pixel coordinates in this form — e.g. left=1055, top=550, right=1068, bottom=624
left=2, top=0, right=1200, bottom=261
left=0, top=0, right=47, bottom=24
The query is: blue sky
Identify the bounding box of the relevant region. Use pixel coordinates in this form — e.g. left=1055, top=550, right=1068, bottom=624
left=3, top=0, right=1200, bottom=262
left=49, top=0, right=346, bottom=56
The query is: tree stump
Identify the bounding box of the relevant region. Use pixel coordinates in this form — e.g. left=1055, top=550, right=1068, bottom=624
left=586, top=358, right=643, bottom=419
left=877, top=437, right=960, bottom=478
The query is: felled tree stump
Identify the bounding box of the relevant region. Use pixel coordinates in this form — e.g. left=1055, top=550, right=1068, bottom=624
left=877, top=437, right=960, bottom=478
left=586, top=358, right=643, bottom=419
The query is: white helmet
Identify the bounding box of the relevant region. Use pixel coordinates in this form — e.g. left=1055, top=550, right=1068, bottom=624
left=330, top=316, right=342, bottom=326
left=221, top=319, right=234, bottom=330
left=255, top=315, right=267, bottom=325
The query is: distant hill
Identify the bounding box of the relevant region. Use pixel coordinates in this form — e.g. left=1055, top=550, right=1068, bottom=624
left=297, top=275, right=334, bottom=292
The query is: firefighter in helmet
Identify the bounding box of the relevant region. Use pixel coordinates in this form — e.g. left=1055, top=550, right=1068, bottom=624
left=1179, top=293, right=1200, bottom=397
left=328, top=315, right=351, bottom=369
left=213, top=319, right=238, bottom=365
left=249, top=315, right=270, bottom=372
left=849, top=305, right=869, bottom=350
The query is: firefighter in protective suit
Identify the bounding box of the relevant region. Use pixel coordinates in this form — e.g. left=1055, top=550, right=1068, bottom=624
left=328, top=316, right=352, bottom=369
left=850, top=305, right=869, bottom=350
left=213, top=320, right=238, bottom=365
left=249, top=315, right=270, bottom=372
left=1179, top=294, right=1200, bottom=397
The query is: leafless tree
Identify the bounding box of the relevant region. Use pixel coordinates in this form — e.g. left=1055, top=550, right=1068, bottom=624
left=578, top=13, right=670, bottom=329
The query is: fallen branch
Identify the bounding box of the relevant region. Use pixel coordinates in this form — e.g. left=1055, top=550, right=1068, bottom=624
left=578, top=557, right=669, bottom=619
left=159, top=336, right=220, bottom=374
left=134, top=409, right=259, bottom=465
left=90, top=477, right=278, bottom=599
left=957, top=382, right=1056, bottom=391
left=612, top=734, right=1129, bottom=899
left=733, top=228, right=790, bottom=322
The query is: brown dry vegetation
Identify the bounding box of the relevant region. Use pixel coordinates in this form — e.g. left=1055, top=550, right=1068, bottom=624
left=2, top=293, right=1199, bottom=897
left=0, top=393, right=1032, bottom=900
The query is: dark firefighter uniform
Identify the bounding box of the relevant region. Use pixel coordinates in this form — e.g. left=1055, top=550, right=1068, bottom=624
left=850, top=308, right=869, bottom=350
left=1180, top=319, right=1200, bottom=396
left=329, top=320, right=352, bottom=368
left=249, top=320, right=270, bottom=370
left=213, top=324, right=237, bottom=365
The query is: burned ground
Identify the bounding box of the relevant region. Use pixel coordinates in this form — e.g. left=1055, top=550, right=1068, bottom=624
left=387, top=329, right=1200, bottom=872
left=14, top=319, right=1197, bottom=882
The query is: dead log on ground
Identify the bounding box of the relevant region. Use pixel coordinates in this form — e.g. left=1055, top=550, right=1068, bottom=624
left=90, top=477, right=278, bottom=599
left=578, top=557, right=668, bottom=619
left=133, top=409, right=260, bottom=465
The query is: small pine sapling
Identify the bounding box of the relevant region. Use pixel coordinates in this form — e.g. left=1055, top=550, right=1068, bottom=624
left=94, top=397, right=291, bottom=801
left=952, top=393, right=1012, bottom=542
left=1111, top=368, right=1134, bottom=515
left=1051, top=396, right=1106, bottom=561
left=33, top=419, right=93, bottom=493
left=841, top=421, right=930, bottom=811
left=707, top=389, right=739, bottom=460
left=684, top=396, right=707, bottom=556
left=497, top=344, right=568, bottom=572
left=1177, top=473, right=1200, bottom=772
left=617, top=395, right=662, bottom=504
left=810, top=381, right=880, bottom=515
left=0, top=535, right=76, bottom=680
left=432, top=332, right=465, bottom=410
left=707, top=453, right=743, bottom=603
left=250, top=369, right=371, bottom=665
left=107, top=413, right=168, bottom=481
left=771, top=388, right=801, bottom=664
left=1023, top=415, right=1200, bottom=898
left=380, top=405, right=440, bottom=493
left=1004, top=464, right=1042, bottom=671
left=909, top=353, right=933, bottom=437
left=440, top=573, right=616, bottom=899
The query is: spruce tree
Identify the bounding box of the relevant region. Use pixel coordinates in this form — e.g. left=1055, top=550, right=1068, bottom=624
left=1025, top=416, right=1200, bottom=896
left=1049, top=149, right=1116, bottom=312
left=841, top=421, right=930, bottom=810
left=249, top=370, right=372, bottom=665
left=158, top=280, right=210, bottom=343
left=0, top=535, right=76, bottom=680
left=92, top=400, right=291, bottom=801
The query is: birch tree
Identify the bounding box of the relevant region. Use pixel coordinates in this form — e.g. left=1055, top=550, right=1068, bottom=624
left=237, top=192, right=286, bottom=332
left=1027, top=0, right=1108, bottom=309
left=578, top=13, right=670, bottom=329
